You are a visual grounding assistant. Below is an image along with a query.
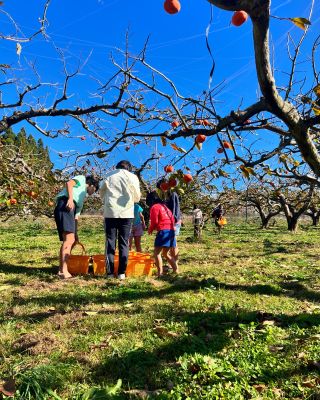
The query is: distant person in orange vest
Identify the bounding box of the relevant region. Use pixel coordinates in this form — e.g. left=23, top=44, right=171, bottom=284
left=212, top=204, right=225, bottom=233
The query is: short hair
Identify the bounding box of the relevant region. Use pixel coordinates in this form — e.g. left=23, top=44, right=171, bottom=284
left=86, top=175, right=100, bottom=191
left=116, top=160, right=132, bottom=171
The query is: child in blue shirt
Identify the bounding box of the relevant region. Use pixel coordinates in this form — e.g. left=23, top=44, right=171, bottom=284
left=129, top=203, right=146, bottom=253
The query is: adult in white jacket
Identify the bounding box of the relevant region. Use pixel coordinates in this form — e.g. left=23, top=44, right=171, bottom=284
left=100, top=160, right=141, bottom=279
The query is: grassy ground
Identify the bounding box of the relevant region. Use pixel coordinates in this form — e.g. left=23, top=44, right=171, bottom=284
left=0, top=216, right=319, bottom=399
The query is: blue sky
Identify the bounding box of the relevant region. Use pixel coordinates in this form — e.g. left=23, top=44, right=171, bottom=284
left=1, top=0, right=319, bottom=182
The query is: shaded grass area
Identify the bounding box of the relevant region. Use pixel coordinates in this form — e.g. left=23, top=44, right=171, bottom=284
left=0, top=217, right=319, bottom=399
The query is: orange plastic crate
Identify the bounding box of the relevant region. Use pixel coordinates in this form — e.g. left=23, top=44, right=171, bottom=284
left=92, top=254, right=119, bottom=275
left=126, top=256, right=154, bottom=277
left=92, top=252, right=154, bottom=277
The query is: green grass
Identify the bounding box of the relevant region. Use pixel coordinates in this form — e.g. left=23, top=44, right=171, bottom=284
left=0, top=217, right=319, bottom=399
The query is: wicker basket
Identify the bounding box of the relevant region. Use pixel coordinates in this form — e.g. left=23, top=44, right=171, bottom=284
left=67, top=243, right=91, bottom=275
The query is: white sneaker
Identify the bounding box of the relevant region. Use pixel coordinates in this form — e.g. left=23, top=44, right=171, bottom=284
left=118, top=274, right=126, bottom=280
left=107, top=274, right=114, bottom=279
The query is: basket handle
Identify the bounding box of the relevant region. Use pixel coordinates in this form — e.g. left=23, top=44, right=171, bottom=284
left=71, top=241, right=86, bottom=255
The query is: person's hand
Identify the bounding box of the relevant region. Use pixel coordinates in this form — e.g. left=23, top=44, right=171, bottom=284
left=66, top=199, right=75, bottom=211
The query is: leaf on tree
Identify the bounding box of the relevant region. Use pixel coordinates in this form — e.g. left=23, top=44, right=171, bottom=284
left=312, top=106, right=320, bottom=115
left=170, top=143, right=187, bottom=153
left=241, top=168, right=250, bottom=179
left=195, top=141, right=202, bottom=151
left=161, top=136, right=167, bottom=146
left=289, top=17, right=311, bottom=30
left=16, top=43, right=22, bottom=56
left=218, top=168, right=229, bottom=178
left=313, top=84, right=320, bottom=98
left=240, top=165, right=255, bottom=179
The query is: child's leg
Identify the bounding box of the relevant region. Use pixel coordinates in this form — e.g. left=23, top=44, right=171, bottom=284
left=169, top=245, right=179, bottom=270
left=129, top=236, right=133, bottom=251
left=59, top=232, right=75, bottom=278
left=134, top=236, right=142, bottom=252
left=154, top=247, right=164, bottom=277
left=163, top=248, right=178, bottom=274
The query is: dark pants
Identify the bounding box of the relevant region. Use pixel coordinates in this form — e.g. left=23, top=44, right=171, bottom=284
left=54, top=197, right=76, bottom=241
left=104, top=218, right=133, bottom=275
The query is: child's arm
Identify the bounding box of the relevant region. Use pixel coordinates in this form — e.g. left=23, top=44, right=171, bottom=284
left=140, top=212, right=146, bottom=230
left=75, top=218, right=79, bottom=243
left=99, top=180, right=106, bottom=200
left=148, top=206, right=158, bottom=234
left=66, top=179, right=77, bottom=211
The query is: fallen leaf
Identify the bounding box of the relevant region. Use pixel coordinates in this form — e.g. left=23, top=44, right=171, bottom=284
left=268, top=345, right=284, bottom=353
left=310, top=334, right=320, bottom=341
left=0, top=377, right=15, bottom=397
left=83, top=311, right=98, bottom=316
left=262, top=320, right=276, bottom=326
left=301, top=380, right=316, bottom=388
left=154, top=326, right=169, bottom=336
left=253, top=384, right=267, bottom=393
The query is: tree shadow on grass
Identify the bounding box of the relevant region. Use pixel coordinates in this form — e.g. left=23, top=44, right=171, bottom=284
left=10, top=275, right=320, bottom=326
left=0, top=261, right=57, bottom=277
left=91, top=307, right=320, bottom=393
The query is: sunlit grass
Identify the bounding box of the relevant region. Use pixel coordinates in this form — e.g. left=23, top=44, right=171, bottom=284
left=0, top=216, right=319, bottom=399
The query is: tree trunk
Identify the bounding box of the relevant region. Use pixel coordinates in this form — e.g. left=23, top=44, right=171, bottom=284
left=311, top=214, right=319, bottom=226
left=287, top=216, right=299, bottom=232
left=260, top=215, right=270, bottom=229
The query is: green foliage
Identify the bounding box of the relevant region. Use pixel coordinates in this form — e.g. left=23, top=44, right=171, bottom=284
left=0, top=217, right=319, bottom=399
left=0, top=128, right=58, bottom=218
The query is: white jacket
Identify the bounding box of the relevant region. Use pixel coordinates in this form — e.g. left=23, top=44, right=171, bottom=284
left=100, top=169, right=141, bottom=218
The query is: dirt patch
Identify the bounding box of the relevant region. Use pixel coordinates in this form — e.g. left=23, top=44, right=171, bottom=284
left=18, top=276, right=105, bottom=295
left=147, top=278, right=166, bottom=288
left=12, top=333, right=57, bottom=356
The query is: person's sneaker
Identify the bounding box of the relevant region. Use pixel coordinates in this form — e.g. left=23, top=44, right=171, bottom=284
left=118, top=274, right=126, bottom=280
left=106, top=274, right=114, bottom=279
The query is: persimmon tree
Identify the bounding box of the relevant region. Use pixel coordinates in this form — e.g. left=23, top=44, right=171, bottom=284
left=0, top=129, right=59, bottom=218
left=104, top=0, right=320, bottom=187
left=1, top=0, right=320, bottom=200
left=304, top=190, right=320, bottom=226
left=274, top=182, right=315, bottom=232
left=240, top=183, right=281, bottom=229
